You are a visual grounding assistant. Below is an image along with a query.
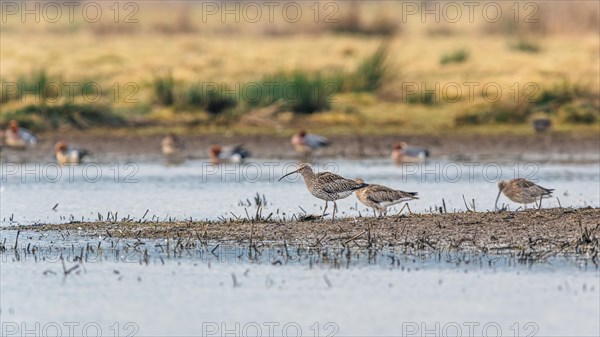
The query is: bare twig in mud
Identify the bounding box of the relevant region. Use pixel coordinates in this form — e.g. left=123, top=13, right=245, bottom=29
left=299, top=214, right=321, bottom=222
left=462, top=195, right=471, bottom=212
left=557, top=197, right=562, bottom=208
left=344, top=230, right=368, bottom=245
left=60, top=256, right=79, bottom=277
left=323, top=275, right=332, bottom=288
left=314, top=233, right=328, bottom=247
left=141, top=209, right=149, bottom=220
left=231, top=273, right=240, bottom=287
left=14, top=230, right=20, bottom=250
left=255, top=205, right=262, bottom=221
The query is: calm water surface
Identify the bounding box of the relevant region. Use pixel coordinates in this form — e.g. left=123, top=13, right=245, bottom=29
left=1, top=159, right=599, bottom=336
left=1, top=230, right=599, bottom=336
left=1, top=159, right=598, bottom=226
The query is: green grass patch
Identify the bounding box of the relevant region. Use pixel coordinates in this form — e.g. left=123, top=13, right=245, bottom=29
left=455, top=81, right=598, bottom=126
left=440, top=49, right=469, bottom=65
left=245, top=71, right=340, bottom=114
left=178, top=83, right=237, bottom=115
left=2, top=103, right=125, bottom=131
left=347, top=44, right=390, bottom=92
left=153, top=72, right=175, bottom=106
left=1, top=69, right=53, bottom=103
left=510, top=39, right=541, bottom=53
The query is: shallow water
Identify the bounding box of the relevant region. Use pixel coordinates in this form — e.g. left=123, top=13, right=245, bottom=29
left=2, top=159, right=599, bottom=335
left=1, top=231, right=599, bottom=336
left=1, top=159, right=598, bottom=226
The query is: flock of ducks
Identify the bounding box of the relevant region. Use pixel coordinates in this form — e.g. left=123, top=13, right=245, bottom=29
left=1, top=121, right=554, bottom=219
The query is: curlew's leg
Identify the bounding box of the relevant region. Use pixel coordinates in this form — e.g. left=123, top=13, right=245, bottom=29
left=322, top=201, right=328, bottom=218
left=373, top=209, right=377, bottom=217
left=332, top=201, right=338, bottom=221
left=538, top=195, right=543, bottom=210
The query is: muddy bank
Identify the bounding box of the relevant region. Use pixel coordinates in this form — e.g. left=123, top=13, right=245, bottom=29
left=6, top=208, right=599, bottom=260
left=2, top=131, right=599, bottom=163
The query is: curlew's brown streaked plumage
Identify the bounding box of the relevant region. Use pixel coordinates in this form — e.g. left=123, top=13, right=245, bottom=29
left=354, top=178, right=418, bottom=217
left=278, top=163, right=367, bottom=220
left=495, top=178, right=554, bottom=210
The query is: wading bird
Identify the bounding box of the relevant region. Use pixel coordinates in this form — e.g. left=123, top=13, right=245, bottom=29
left=278, top=163, right=367, bottom=220
left=391, top=142, right=429, bottom=164
left=495, top=178, right=554, bottom=210
left=55, top=141, right=88, bottom=165
left=291, top=130, right=330, bottom=157
left=161, top=133, right=186, bottom=164
left=4, top=120, right=37, bottom=150
left=354, top=178, right=418, bottom=217
left=208, top=144, right=250, bottom=164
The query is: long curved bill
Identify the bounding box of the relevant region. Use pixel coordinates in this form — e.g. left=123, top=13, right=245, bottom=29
left=494, top=190, right=502, bottom=211
left=278, top=169, right=299, bottom=181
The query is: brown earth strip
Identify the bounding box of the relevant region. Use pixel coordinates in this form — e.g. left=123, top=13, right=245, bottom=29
left=2, top=132, right=599, bottom=163
left=6, top=208, right=599, bottom=260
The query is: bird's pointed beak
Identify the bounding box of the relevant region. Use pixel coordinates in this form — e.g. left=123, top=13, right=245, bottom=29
left=494, top=190, right=502, bottom=211
left=278, top=169, right=299, bottom=181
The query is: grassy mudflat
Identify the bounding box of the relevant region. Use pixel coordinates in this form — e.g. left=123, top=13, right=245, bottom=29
left=1, top=2, right=598, bottom=135
left=7, top=208, right=599, bottom=260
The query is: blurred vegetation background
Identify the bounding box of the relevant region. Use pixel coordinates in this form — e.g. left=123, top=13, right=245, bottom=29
left=1, top=0, right=598, bottom=136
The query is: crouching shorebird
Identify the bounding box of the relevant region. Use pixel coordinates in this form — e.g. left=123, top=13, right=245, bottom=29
left=278, top=163, right=367, bottom=220
left=495, top=178, right=554, bottom=210
left=354, top=178, right=418, bottom=217
left=208, top=144, right=250, bottom=164
left=291, top=130, right=330, bottom=158
left=55, top=141, right=88, bottom=165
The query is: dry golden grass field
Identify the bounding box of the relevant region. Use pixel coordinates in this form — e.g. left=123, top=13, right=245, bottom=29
left=1, top=1, right=598, bottom=137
